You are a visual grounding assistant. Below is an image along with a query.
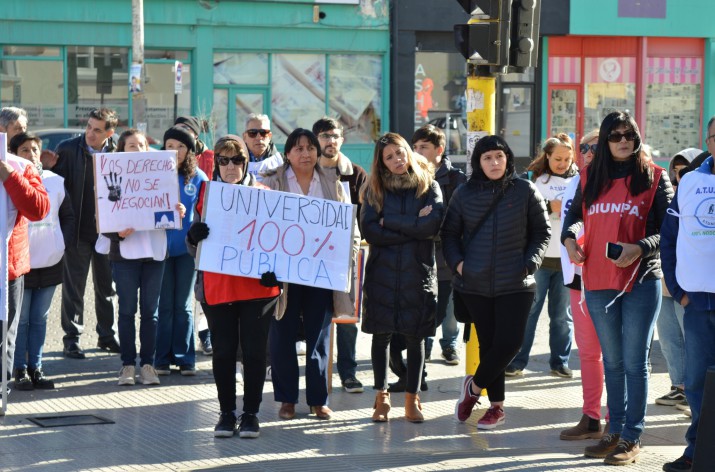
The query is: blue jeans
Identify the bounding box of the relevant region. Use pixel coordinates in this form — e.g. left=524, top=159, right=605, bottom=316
left=585, top=278, right=661, bottom=442
left=682, top=305, right=715, bottom=459
left=14, top=285, right=57, bottom=370
left=155, top=254, right=197, bottom=368
left=510, top=267, right=573, bottom=370
left=656, top=296, right=685, bottom=387
left=336, top=323, right=358, bottom=381
left=425, top=280, right=459, bottom=356
left=112, top=259, right=165, bottom=367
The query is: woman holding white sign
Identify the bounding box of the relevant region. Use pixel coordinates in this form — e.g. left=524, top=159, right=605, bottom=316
left=108, top=129, right=187, bottom=387
left=186, top=134, right=281, bottom=438
left=360, top=132, right=444, bottom=423
left=262, top=128, right=358, bottom=422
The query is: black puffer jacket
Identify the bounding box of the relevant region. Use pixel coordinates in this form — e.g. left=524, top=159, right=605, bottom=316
left=434, top=156, right=467, bottom=281
left=441, top=174, right=550, bottom=297
left=360, top=174, right=444, bottom=338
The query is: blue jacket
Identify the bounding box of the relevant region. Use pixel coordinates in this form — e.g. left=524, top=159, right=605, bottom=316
left=660, top=156, right=715, bottom=311
left=167, top=169, right=208, bottom=257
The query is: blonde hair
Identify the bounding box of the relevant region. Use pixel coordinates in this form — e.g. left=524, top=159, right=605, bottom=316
left=581, top=129, right=599, bottom=145
left=361, top=132, right=434, bottom=212
left=527, top=133, right=574, bottom=179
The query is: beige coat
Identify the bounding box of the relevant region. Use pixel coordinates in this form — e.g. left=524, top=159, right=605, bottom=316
left=262, top=164, right=361, bottom=319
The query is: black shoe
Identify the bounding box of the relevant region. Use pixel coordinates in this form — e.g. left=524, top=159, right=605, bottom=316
left=421, top=371, right=428, bottom=391
left=238, top=413, right=260, bottom=438
left=13, top=368, right=34, bottom=391
left=28, top=367, right=55, bottom=389
left=662, top=455, right=692, bottom=472
left=97, top=339, right=121, bottom=354
left=441, top=347, right=460, bottom=365
left=63, top=342, right=86, bottom=359
left=214, top=412, right=237, bottom=438
left=388, top=378, right=406, bottom=393
left=551, top=365, right=573, bottom=378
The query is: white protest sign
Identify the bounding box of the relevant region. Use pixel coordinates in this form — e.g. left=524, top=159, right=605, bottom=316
left=93, top=151, right=181, bottom=233
left=197, top=182, right=355, bottom=292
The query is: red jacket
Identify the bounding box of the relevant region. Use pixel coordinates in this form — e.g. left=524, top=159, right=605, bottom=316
left=3, top=155, right=50, bottom=280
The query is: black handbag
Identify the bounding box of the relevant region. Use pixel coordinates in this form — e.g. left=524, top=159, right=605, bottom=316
left=452, top=190, right=506, bottom=337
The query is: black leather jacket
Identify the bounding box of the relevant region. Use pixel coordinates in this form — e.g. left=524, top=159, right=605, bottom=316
left=441, top=173, right=550, bottom=297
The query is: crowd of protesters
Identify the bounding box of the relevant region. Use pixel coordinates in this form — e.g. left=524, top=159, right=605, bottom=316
left=1, top=105, right=713, bottom=471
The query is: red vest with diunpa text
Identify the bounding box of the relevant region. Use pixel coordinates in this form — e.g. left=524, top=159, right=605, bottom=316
left=581, top=164, right=663, bottom=292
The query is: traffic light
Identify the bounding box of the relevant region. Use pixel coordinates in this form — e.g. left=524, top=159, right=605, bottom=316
left=509, top=0, right=541, bottom=71
left=453, top=0, right=512, bottom=67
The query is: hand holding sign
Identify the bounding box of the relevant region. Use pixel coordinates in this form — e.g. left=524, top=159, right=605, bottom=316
left=103, top=172, right=122, bottom=202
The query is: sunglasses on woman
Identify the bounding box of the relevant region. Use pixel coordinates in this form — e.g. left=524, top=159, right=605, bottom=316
left=607, top=131, right=637, bottom=143
left=579, top=143, right=597, bottom=154
left=216, top=155, right=246, bottom=166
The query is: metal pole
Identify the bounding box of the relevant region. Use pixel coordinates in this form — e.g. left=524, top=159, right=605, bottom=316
left=131, top=0, right=147, bottom=129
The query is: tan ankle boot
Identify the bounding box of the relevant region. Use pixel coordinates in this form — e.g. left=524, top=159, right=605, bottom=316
left=405, top=392, right=424, bottom=423
left=372, top=391, right=391, bottom=422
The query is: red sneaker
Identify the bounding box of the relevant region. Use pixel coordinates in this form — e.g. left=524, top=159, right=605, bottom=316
left=455, top=375, right=480, bottom=422
left=477, top=406, right=505, bottom=430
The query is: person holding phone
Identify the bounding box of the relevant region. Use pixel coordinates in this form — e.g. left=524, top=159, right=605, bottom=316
left=562, top=112, right=673, bottom=466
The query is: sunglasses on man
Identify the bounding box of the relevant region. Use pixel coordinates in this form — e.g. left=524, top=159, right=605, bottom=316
left=245, top=129, right=271, bottom=138
left=216, top=155, right=247, bottom=166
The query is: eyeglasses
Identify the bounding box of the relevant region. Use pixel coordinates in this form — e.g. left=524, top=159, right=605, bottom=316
left=318, top=133, right=342, bottom=141
left=607, top=131, right=637, bottom=143
left=579, top=143, right=597, bottom=154
left=216, top=155, right=246, bottom=166
left=245, top=129, right=271, bottom=138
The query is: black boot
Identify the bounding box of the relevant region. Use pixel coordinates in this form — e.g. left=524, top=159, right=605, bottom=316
left=421, top=369, right=428, bottom=391
left=13, top=368, right=34, bottom=391
left=388, top=378, right=406, bottom=393
left=28, top=367, right=55, bottom=389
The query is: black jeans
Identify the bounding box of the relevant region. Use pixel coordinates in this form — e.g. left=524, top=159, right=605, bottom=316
left=203, top=299, right=274, bottom=414
left=3, top=277, right=24, bottom=376
left=61, top=239, right=116, bottom=345
left=460, top=291, right=534, bottom=403
left=372, top=332, right=424, bottom=394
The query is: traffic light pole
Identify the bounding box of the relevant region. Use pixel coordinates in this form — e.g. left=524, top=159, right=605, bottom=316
left=464, top=65, right=496, bottom=380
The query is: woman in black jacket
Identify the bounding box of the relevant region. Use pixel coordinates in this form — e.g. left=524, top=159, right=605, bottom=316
left=360, top=132, right=443, bottom=423
left=442, top=135, right=550, bottom=430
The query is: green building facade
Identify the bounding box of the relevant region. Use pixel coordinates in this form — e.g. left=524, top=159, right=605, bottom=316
left=0, top=0, right=391, bottom=167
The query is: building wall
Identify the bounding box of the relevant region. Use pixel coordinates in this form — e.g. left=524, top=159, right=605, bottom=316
left=0, top=0, right=390, bottom=167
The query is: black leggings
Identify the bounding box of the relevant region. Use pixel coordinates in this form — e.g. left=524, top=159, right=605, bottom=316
left=460, top=291, right=534, bottom=403
left=372, top=333, right=424, bottom=394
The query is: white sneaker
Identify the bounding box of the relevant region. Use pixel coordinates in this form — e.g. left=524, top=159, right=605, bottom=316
left=296, top=341, right=307, bottom=356
left=118, top=365, right=135, bottom=386
left=235, top=362, right=244, bottom=383
left=139, top=364, right=160, bottom=385
left=266, top=366, right=272, bottom=381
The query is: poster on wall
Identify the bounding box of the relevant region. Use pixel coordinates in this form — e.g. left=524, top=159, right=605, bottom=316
left=197, top=181, right=355, bottom=292
left=93, top=151, right=181, bottom=233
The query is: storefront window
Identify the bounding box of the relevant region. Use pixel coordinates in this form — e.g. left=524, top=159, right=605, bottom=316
left=213, top=89, right=228, bottom=138
left=645, top=57, right=701, bottom=159
left=328, top=54, right=382, bottom=143
left=214, top=53, right=269, bottom=85
left=583, top=57, right=636, bottom=132
left=414, top=52, right=466, bottom=129
left=143, top=58, right=191, bottom=144
left=1, top=47, right=63, bottom=128
left=67, top=46, right=129, bottom=127
left=271, top=54, right=326, bottom=143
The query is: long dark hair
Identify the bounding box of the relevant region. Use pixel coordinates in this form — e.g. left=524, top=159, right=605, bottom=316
left=582, top=111, right=652, bottom=208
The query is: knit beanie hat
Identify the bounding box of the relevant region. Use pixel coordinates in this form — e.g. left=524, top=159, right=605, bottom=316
left=163, top=126, right=196, bottom=153
left=174, top=116, right=202, bottom=136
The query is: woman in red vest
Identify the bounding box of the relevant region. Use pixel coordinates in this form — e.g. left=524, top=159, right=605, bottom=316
left=186, top=135, right=281, bottom=439
left=562, top=112, right=673, bottom=466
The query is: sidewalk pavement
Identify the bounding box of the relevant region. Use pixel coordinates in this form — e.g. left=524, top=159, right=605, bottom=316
left=1, top=290, right=689, bottom=471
